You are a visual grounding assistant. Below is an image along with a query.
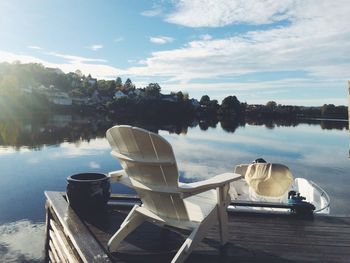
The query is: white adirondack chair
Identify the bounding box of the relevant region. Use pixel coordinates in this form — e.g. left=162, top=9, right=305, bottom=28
left=106, top=125, right=242, bottom=263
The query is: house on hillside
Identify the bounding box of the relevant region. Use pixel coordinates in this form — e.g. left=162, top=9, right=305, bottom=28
left=126, top=88, right=144, bottom=99
left=87, top=75, right=97, bottom=86
left=36, top=84, right=50, bottom=95
left=72, top=96, right=89, bottom=106
left=22, top=85, right=33, bottom=94
left=90, top=90, right=100, bottom=103
left=114, top=90, right=127, bottom=99
left=48, top=91, right=72, bottom=106
left=161, top=94, right=178, bottom=102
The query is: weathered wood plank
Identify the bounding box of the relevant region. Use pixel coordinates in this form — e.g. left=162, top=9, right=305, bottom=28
left=45, top=191, right=112, bottom=263
left=50, top=229, right=69, bottom=262
left=48, top=248, right=57, bottom=263
left=50, top=219, right=80, bottom=263
left=48, top=241, right=60, bottom=263
left=44, top=201, right=52, bottom=262
left=45, top=191, right=350, bottom=263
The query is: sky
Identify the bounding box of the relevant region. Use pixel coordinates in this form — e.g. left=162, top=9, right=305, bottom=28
left=0, top=0, right=349, bottom=106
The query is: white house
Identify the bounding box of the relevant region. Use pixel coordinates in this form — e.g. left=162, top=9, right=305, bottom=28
left=22, top=85, right=33, bottom=94
left=88, top=78, right=97, bottom=86
left=161, top=94, right=178, bottom=102
left=36, top=84, right=50, bottom=95
left=72, top=97, right=89, bottom=106
left=48, top=92, right=73, bottom=106
left=114, top=90, right=127, bottom=99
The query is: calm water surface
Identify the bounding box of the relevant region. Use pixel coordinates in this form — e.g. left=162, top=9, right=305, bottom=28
left=0, top=114, right=349, bottom=262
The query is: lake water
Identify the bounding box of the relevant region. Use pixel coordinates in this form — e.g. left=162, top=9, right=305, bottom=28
left=0, top=113, right=349, bottom=262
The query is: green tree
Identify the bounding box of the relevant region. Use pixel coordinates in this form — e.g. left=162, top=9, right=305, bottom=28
left=108, top=80, right=116, bottom=93
left=200, top=95, right=210, bottom=106
left=145, top=83, right=161, bottom=97
left=221, top=96, right=241, bottom=113
left=266, top=101, right=277, bottom=109
left=75, top=69, right=83, bottom=78
left=124, top=78, right=134, bottom=90
left=321, top=104, right=336, bottom=117
left=183, top=92, right=189, bottom=100
left=209, top=99, right=219, bottom=110
left=116, top=77, right=122, bottom=88
left=176, top=91, right=184, bottom=101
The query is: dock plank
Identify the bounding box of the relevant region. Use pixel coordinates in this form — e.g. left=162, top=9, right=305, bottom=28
left=45, top=192, right=350, bottom=263
left=45, top=191, right=112, bottom=263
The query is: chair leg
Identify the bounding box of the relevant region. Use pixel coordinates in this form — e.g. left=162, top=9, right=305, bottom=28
left=217, top=206, right=229, bottom=245
left=108, top=205, right=145, bottom=252
left=171, top=227, right=199, bottom=263
left=171, top=209, right=217, bottom=263
left=217, top=186, right=230, bottom=245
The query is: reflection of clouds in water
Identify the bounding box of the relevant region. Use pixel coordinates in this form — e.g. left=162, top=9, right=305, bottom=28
left=0, top=147, right=30, bottom=156
left=163, top=125, right=349, bottom=216
left=27, top=157, right=40, bottom=164
left=89, top=161, right=101, bottom=169
left=0, top=220, right=45, bottom=262
left=168, top=135, right=252, bottom=181
left=0, top=147, right=17, bottom=156
left=165, top=128, right=301, bottom=161
left=51, top=138, right=110, bottom=158
left=164, top=125, right=348, bottom=184
left=300, top=148, right=347, bottom=167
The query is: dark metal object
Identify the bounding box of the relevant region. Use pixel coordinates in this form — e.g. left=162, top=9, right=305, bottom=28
left=288, top=190, right=315, bottom=216
left=253, top=158, right=267, bottom=163
left=66, top=173, right=111, bottom=214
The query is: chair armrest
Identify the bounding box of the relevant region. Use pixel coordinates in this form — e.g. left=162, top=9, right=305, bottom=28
left=179, top=172, right=242, bottom=198
left=108, top=170, right=132, bottom=187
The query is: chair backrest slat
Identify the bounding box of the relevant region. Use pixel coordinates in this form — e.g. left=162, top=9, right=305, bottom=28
left=106, top=125, right=189, bottom=220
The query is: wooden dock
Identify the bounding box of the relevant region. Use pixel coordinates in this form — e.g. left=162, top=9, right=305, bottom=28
left=44, top=191, right=350, bottom=263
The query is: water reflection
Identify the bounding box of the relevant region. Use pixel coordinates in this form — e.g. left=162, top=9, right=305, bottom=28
left=0, top=111, right=349, bottom=262
left=169, top=125, right=349, bottom=214
left=0, top=112, right=348, bottom=149
left=0, top=220, right=45, bottom=263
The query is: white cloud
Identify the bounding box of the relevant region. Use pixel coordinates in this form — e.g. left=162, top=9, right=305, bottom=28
left=141, top=8, right=162, bottom=17
left=0, top=50, right=125, bottom=80
left=149, top=36, right=174, bottom=44
left=166, top=0, right=294, bottom=27
left=1, top=1, right=349, bottom=105
left=160, top=78, right=348, bottom=105
left=88, top=44, right=103, bottom=51
left=199, top=34, right=213, bottom=41
left=0, top=50, right=47, bottom=65
left=123, top=0, right=350, bottom=105
left=47, top=52, right=108, bottom=63
left=114, top=37, right=124, bottom=43
left=27, top=45, right=42, bottom=50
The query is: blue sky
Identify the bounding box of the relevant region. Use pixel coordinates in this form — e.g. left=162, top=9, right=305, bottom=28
left=0, top=0, right=349, bottom=106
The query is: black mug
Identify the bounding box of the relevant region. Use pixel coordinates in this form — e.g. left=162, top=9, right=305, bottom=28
left=66, top=173, right=111, bottom=213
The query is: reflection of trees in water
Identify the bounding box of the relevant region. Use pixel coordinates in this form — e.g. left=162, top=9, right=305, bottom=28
left=0, top=120, right=21, bottom=147
left=245, top=117, right=349, bottom=131
left=220, top=117, right=244, bottom=133
left=320, top=120, right=348, bottom=130
left=198, top=118, right=218, bottom=131
left=245, top=117, right=298, bottom=128
left=0, top=112, right=348, bottom=149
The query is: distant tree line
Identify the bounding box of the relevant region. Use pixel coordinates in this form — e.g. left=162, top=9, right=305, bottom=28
left=245, top=101, right=348, bottom=119
left=0, top=62, right=348, bottom=120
